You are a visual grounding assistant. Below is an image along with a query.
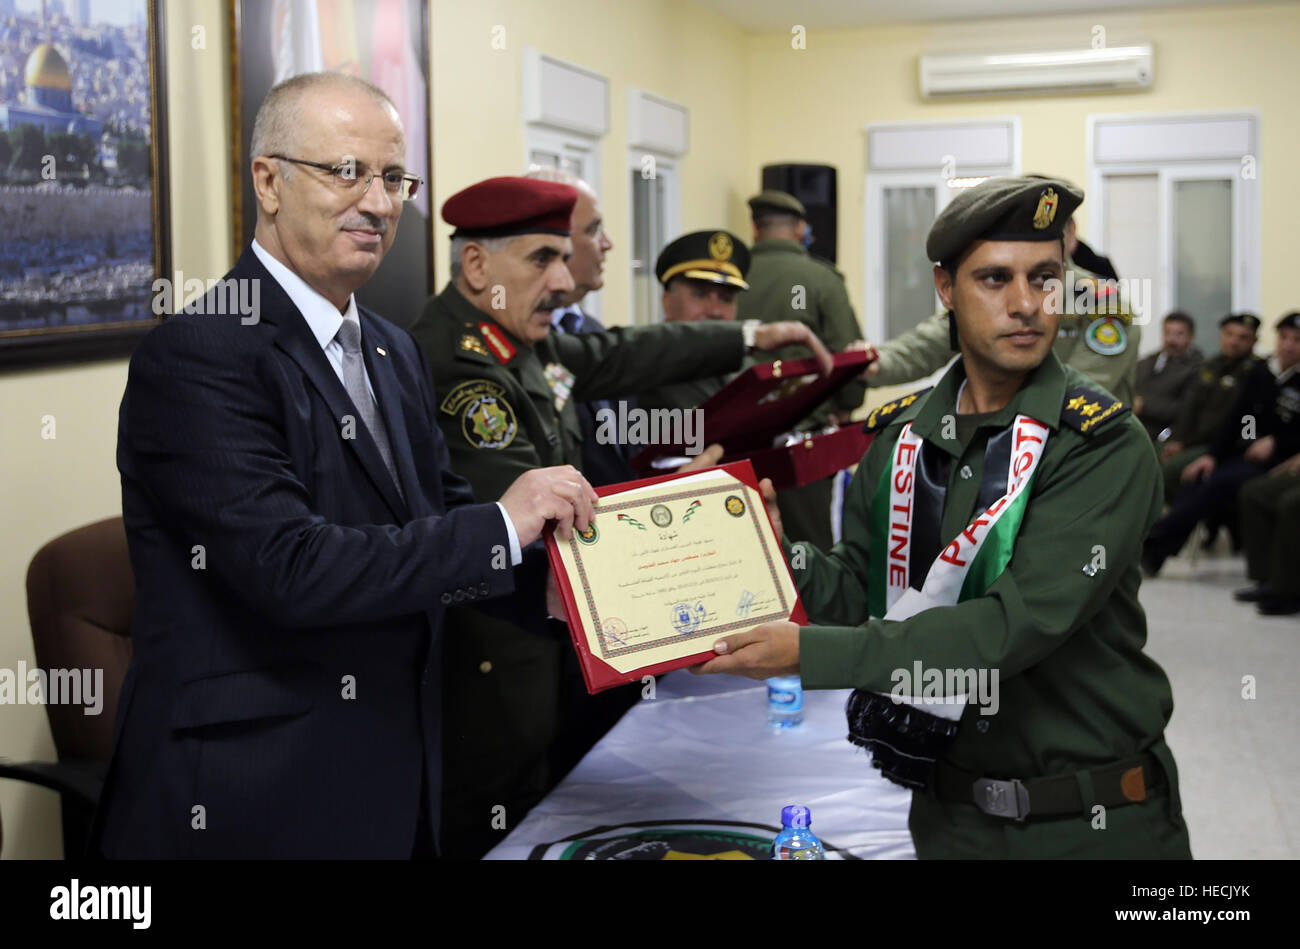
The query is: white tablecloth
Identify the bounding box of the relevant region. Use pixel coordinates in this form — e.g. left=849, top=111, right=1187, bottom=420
left=485, top=670, right=915, bottom=859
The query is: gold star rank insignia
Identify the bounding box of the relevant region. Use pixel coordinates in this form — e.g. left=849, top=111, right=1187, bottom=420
left=1081, top=402, right=1102, bottom=417
left=1067, top=395, right=1088, bottom=411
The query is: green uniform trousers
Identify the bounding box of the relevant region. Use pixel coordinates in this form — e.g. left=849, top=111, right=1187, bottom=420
left=1239, top=470, right=1300, bottom=597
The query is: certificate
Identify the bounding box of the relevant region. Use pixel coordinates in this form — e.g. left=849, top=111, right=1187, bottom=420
left=546, top=460, right=806, bottom=693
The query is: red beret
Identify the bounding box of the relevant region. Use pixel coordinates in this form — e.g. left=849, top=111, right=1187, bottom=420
left=442, top=176, right=578, bottom=238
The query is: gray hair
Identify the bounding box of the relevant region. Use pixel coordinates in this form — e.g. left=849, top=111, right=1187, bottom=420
left=250, top=71, right=400, bottom=164
left=449, top=234, right=512, bottom=282
left=524, top=165, right=596, bottom=198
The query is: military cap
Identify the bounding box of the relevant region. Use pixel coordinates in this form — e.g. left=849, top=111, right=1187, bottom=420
left=926, top=175, right=1084, bottom=267
left=748, top=189, right=807, bottom=220
left=1220, top=312, right=1262, bottom=332
left=442, top=176, right=577, bottom=239
left=655, top=230, right=751, bottom=290
left=1276, top=311, right=1300, bottom=333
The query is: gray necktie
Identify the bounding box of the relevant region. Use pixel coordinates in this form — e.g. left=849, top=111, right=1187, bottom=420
left=336, top=316, right=402, bottom=497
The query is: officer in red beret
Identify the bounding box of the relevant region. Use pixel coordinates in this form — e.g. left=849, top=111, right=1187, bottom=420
left=408, top=174, right=833, bottom=859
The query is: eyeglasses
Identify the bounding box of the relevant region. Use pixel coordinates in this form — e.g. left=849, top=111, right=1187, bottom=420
left=268, top=154, right=422, bottom=202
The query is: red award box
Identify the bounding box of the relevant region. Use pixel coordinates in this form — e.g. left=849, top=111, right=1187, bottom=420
left=544, top=459, right=808, bottom=694
left=629, top=350, right=876, bottom=489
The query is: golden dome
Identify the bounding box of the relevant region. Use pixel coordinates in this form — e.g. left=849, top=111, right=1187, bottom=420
left=24, top=43, right=72, bottom=92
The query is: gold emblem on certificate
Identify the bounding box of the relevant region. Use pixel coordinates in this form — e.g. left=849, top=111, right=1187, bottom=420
left=552, top=470, right=798, bottom=675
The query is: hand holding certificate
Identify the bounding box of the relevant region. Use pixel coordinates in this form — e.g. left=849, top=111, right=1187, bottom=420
left=545, top=461, right=806, bottom=693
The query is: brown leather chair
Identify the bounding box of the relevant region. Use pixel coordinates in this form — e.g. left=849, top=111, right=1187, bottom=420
left=0, top=516, right=133, bottom=858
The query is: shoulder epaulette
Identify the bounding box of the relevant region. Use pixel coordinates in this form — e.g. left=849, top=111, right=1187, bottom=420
left=863, top=387, right=931, bottom=433
left=1061, top=384, right=1129, bottom=436
left=811, top=253, right=846, bottom=281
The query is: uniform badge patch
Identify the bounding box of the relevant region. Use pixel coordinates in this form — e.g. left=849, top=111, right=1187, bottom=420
left=1084, top=316, right=1127, bottom=356
left=708, top=232, right=733, bottom=261
left=440, top=379, right=518, bottom=450
left=459, top=334, right=490, bottom=357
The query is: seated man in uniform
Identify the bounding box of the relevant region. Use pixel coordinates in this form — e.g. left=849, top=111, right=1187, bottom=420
left=1157, top=312, right=1261, bottom=503
left=1143, top=311, right=1300, bottom=577
left=696, top=176, right=1191, bottom=859
left=1134, top=311, right=1203, bottom=441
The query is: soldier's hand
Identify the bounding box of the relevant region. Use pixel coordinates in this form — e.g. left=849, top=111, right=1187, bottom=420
left=1244, top=434, right=1276, bottom=465
left=844, top=338, right=881, bottom=378
left=1181, top=454, right=1216, bottom=483
left=500, top=465, right=599, bottom=545
left=690, top=620, right=800, bottom=679
left=678, top=442, right=725, bottom=472
left=759, top=477, right=783, bottom=542
left=752, top=321, right=834, bottom=376
left=1159, top=439, right=1184, bottom=461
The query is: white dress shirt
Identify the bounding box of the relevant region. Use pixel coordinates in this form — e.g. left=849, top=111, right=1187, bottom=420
left=251, top=240, right=521, bottom=564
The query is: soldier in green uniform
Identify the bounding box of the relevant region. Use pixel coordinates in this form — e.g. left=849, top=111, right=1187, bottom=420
left=1237, top=453, right=1300, bottom=616
left=635, top=229, right=755, bottom=416
left=407, top=177, right=830, bottom=858
left=1234, top=311, right=1300, bottom=616
left=738, top=189, right=868, bottom=552
left=1158, top=313, right=1261, bottom=502
left=866, top=188, right=1141, bottom=406
left=696, top=176, right=1191, bottom=859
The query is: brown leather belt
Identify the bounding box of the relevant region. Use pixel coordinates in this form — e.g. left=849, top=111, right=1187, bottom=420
left=933, top=753, right=1162, bottom=822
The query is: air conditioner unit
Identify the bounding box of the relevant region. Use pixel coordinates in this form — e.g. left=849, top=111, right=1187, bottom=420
left=919, top=44, right=1153, bottom=98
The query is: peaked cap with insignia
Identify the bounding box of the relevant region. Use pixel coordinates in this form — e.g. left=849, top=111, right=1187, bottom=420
left=655, top=230, right=751, bottom=290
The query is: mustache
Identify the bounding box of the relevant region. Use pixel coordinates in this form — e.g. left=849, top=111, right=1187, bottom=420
left=536, top=294, right=565, bottom=311
left=339, top=213, right=389, bottom=234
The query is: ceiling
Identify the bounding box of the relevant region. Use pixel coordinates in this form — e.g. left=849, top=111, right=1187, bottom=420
left=692, top=0, right=1279, bottom=32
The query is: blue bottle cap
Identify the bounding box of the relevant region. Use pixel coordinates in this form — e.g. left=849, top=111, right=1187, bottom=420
left=781, top=805, right=811, bottom=828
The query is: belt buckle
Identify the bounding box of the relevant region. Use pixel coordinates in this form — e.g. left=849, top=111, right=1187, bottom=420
left=972, top=777, right=1031, bottom=821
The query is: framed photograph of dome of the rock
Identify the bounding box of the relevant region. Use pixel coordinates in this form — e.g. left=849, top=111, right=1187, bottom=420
left=228, top=0, right=434, bottom=330
left=0, top=0, right=171, bottom=370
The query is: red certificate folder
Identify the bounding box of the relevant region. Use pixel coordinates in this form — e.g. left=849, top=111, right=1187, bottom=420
left=545, top=459, right=808, bottom=694
left=629, top=349, right=877, bottom=490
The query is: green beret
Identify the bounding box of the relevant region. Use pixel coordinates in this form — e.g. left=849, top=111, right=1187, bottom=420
left=748, top=189, right=807, bottom=220
left=926, top=176, right=1083, bottom=267
left=656, top=230, right=751, bottom=290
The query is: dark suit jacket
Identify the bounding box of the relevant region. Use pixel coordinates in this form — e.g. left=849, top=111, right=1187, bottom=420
left=93, top=248, right=544, bottom=858
left=556, top=311, right=638, bottom=487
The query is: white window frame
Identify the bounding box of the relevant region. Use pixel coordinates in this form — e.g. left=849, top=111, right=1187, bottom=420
left=626, top=148, right=681, bottom=326
left=863, top=117, right=1021, bottom=345
left=522, top=47, right=610, bottom=317
left=626, top=88, right=688, bottom=326
left=1087, top=111, right=1260, bottom=354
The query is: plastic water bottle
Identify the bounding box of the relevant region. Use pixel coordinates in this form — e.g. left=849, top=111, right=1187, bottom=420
left=771, top=805, right=825, bottom=860
left=766, top=675, right=803, bottom=727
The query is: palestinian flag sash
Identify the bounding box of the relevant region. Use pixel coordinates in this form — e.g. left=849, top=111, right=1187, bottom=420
left=869, top=413, right=1050, bottom=623
left=849, top=413, right=1049, bottom=788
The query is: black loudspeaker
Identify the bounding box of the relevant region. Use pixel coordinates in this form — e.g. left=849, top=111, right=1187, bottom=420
left=760, top=163, right=838, bottom=264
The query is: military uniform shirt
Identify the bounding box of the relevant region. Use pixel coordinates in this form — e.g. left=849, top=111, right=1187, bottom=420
left=789, top=353, right=1181, bottom=800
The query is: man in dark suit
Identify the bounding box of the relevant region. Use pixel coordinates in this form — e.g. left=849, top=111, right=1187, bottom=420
left=525, top=168, right=638, bottom=488
left=93, top=72, right=596, bottom=859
